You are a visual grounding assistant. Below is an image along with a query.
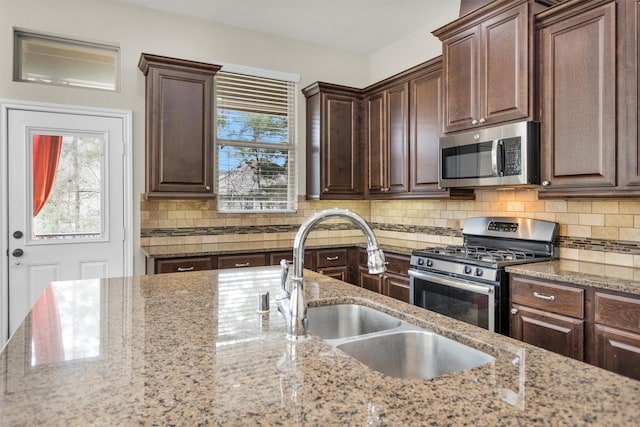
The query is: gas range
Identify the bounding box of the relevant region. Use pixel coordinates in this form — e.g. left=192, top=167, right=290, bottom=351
left=409, top=217, right=558, bottom=334
left=410, top=217, right=558, bottom=282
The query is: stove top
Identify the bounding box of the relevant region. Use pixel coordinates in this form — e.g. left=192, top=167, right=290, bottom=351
left=409, top=217, right=558, bottom=279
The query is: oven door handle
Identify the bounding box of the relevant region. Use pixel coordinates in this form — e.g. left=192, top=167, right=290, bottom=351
left=409, top=270, right=494, bottom=295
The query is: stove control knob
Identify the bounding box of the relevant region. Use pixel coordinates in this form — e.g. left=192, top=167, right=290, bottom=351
left=475, top=268, right=483, bottom=277
left=426, top=259, right=433, bottom=267
left=417, top=258, right=425, bottom=266
left=463, top=265, right=472, bottom=275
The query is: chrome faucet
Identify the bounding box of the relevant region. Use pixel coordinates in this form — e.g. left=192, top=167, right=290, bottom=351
left=277, top=208, right=387, bottom=340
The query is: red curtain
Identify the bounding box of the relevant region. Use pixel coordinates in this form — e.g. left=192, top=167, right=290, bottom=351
left=32, top=135, right=63, bottom=217
left=32, top=286, right=65, bottom=365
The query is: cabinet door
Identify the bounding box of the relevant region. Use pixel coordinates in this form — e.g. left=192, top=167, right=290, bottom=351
left=510, top=304, right=584, bottom=360
left=139, top=54, right=219, bottom=198
left=441, top=25, right=480, bottom=133
left=594, top=324, right=640, bottom=381
left=386, top=82, right=409, bottom=194
left=358, top=266, right=384, bottom=294
left=409, top=69, right=446, bottom=194
left=621, top=0, right=640, bottom=188
left=385, top=273, right=410, bottom=303
left=318, top=266, right=349, bottom=282
left=322, top=93, right=360, bottom=195
left=539, top=3, right=616, bottom=190
left=480, top=2, right=529, bottom=125
left=366, top=92, right=386, bottom=193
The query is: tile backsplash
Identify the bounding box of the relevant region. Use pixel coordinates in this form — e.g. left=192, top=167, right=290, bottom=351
left=140, top=189, right=640, bottom=268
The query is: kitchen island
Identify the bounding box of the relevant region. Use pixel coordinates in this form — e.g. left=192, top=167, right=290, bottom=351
left=1, top=267, right=638, bottom=425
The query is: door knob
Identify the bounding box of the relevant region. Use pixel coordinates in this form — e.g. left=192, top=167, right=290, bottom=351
left=12, top=248, right=24, bottom=257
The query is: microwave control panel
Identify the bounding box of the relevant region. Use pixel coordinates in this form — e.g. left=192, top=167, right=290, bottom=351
left=502, top=137, right=522, bottom=176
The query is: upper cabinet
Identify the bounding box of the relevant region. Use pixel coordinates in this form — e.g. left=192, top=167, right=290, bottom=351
left=138, top=53, right=221, bottom=199
left=434, top=0, right=554, bottom=134
left=302, top=82, right=363, bottom=200
left=365, top=82, right=410, bottom=196
left=536, top=0, right=640, bottom=198
left=363, top=58, right=474, bottom=200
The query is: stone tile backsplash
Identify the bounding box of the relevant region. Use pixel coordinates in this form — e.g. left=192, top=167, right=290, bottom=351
left=140, top=189, right=640, bottom=268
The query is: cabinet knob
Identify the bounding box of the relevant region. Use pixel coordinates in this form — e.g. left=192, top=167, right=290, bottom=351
left=510, top=308, right=518, bottom=315
left=471, top=119, right=478, bottom=125
left=324, top=187, right=329, bottom=192
left=205, top=185, right=211, bottom=191
left=479, top=118, right=486, bottom=124
left=542, top=180, right=551, bottom=187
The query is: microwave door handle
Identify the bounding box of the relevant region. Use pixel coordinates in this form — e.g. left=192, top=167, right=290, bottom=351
left=491, top=139, right=500, bottom=177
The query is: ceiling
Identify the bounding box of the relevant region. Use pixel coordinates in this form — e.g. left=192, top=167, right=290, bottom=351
left=113, top=0, right=461, bottom=54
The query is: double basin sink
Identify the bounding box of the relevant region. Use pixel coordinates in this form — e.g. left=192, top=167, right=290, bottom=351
left=307, top=304, right=495, bottom=380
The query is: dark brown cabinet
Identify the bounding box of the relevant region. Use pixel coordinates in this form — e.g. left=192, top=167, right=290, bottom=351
left=155, top=256, right=216, bottom=274
left=536, top=0, right=640, bottom=198
left=316, top=248, right=352, bottom=282
left=434, top=1, right=542, bottom=133
left=593, top=292, right=640, bottom=381
left=365, top=82, right=410, bottom=196
left=302, top=83, right=362, bottom=200
left=268, top=250, right=316, bottom=271
left=138, top=53, right=221, bottom=199
left=217, top=253, right=266, bottom=269
left=357, top=249, right=410, bottom=303
left=510, top=276, right=585, bottom=360
left=537, top=1, right=617, bottom=194
left=510, top=273, right=640, bottom=381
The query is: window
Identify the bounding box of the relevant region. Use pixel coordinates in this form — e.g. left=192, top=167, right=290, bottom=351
left=14, top=30, right=119, bottom=91
left=215, top=71, right=297, bottom=212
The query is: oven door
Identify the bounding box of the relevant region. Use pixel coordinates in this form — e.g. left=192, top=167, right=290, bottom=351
left=409, top=269, right=496, bottom=332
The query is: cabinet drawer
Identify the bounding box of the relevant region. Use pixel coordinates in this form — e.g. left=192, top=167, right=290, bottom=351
left=510, top=276, right=584, bottom=318
left=156, top=256, right=214, bottom=274
left=595, top=292, right=640, bottom=334
left=217, top=254, right=266, bottom=269
left=268, top=251, right=316, bottom=271
left=317, top=248, right=349, bottom=268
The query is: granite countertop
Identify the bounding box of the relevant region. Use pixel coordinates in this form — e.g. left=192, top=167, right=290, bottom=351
left=139, top=237, right=417, bottom=258
left=1, top=267, right=638, bottom=425
left=506, top=259, right=640, bottom=296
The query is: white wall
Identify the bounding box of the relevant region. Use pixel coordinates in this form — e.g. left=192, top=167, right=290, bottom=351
left=0, top=0, right=370, bottom=274
left=368, top=1, right=461, bottom=83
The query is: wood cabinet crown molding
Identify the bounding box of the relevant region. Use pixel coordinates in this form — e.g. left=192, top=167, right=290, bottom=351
left=138, top=53, right=222, bottom=75
left=433, top=0, right=561, bottom=39
left=302, top=81, right=363, bottom=98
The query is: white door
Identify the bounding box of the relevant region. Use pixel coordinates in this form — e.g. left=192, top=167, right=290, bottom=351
left=6, top=108, right=127, bottom=337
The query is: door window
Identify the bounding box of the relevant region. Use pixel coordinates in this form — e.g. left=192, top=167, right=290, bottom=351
left=31, top=132, right=105, bottom=242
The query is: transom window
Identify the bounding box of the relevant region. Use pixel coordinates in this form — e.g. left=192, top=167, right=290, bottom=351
left=14, top=30, right=119, bottom=91
left=215, top=71, right=297, bottom=213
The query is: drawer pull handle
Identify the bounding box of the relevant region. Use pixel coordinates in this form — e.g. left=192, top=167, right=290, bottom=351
left=326, top=256, right=339, bottom=261
left=177, top=267, right=195, bottom=272
left=235, top=262, right=250, bottom=267
left=534, top=292, right=555, bottom=301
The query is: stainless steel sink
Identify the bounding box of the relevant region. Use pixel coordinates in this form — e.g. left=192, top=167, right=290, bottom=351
left=307, top=304, right=402, bottom=340
left=336, top=330, right=495, bottom=380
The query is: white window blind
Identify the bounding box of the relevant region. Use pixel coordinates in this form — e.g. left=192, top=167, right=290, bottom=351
left=215, top=71, right=297, bottom=213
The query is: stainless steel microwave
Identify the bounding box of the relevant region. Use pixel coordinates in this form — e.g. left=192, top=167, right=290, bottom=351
left=438, top=121, right=540, bottom=188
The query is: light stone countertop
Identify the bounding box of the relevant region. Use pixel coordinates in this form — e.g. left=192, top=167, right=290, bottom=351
left=506, top=259, right=640, bottom=296
left=1, top=267, right=638, bottom=425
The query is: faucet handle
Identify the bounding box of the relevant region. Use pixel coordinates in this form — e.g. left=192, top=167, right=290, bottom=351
left=279, top=259, right=290, bottom=297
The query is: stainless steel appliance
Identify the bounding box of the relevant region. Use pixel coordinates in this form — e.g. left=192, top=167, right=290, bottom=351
left=439, top=121, right=540, bottom=188
left=409, top=217, right=558, bottom=334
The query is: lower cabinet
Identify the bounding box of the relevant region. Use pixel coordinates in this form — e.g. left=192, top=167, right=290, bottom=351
left=358, top=249, right=410, bottom=303
left=155, top=256, right=215, bottom=274
left=593, top=292, right=640, bottom=380
left=510, top=274, right=640, bottom=381
left=217, top=253, right=266, bottom=269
